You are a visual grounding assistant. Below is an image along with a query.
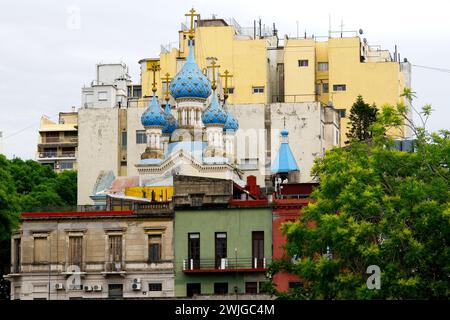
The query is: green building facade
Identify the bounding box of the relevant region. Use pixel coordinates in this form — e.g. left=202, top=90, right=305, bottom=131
left=174, top=207, right=272, bottom=297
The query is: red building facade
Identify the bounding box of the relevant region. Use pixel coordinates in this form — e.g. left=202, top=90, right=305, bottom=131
left=271, top=183, right=317, bottom=292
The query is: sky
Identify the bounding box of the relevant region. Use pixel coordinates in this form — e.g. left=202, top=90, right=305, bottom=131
left=0, top=0, right=449, bottom=159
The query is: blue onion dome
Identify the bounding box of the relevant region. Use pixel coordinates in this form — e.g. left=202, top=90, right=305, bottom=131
left=281, top=128, right=289, bottom=137
left=202, top=94, right=228, bottom=126
left=169, top=40, right=211, bottom=100
left=223, top=110, right=239, bottom=132
left=141, top=94, right=166, bottom=128
left=162, top=102, right=179, bottom=134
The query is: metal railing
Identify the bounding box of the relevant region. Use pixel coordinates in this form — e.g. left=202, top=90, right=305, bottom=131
left=182, top=257, right=268, bottom=271
left=37, top=151, right=76, bottom=159
left=41, top=137, right=77, bottom=144
left=271, top=94, right=317, bottom=103
left=104, top=262, right=124, bottom=272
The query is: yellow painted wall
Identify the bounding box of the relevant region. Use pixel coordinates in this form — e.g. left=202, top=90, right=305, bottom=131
left=327, top=37, right=404, bottom=141
left=125, top=186, right=174, bottom=201
left=141, top=26, right=268, bottom=105
left=283, top=38, right=316, bottom=103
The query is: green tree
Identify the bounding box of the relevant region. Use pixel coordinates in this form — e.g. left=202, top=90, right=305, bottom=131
left=269, top=90, right=450, bottom=299
left=346, top=95, right=378, bottom=143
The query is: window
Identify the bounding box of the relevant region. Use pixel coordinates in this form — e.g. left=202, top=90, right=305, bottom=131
left=245, top=282, right=258, bottom=294
left=14, top=239, right=21, bottom=273
left=338, top=109, right=346, bottom=118
left=322, top=83, right=329, bottom=93
left=148, top=235, right=162, bottom=263
left=252, top=231, right=264, bottom=268
left=186, top=283, right=201, bottom=297
left=108, top=284, right=123, bottom=299
left=190, top=195, right=203, bottom=207
left=68, top=236, right=83, bottom=267
left=34, top=237, right=48, bottom=263
left=98, top=91, right=108, bottom=101
left=108, top=235, right=122, bottom=262
left=318, top=62, right=329, bottom=71
left=188, top=233, right=200, bottom=269
left=148, top=283, right=162, bottom=291
left=215, top=233, right=227, bottom=269
left=121, top=131, right=127, bottom=150
left=226, top=87, right=234, bottom=94
left=298, top=59, right=309, bottom=67
left=136, top=130, right=147, bottom=144
left=315, top=84, right=321, bottom=95
left=333, top=84, right=346, bottom=91
left=239, top=158, right=258, bottom=170
left=214, top=283, right=228, bottom=295
left=60, top=162, right=74, bottom=170
left=252, top=86, right=264, bottom=94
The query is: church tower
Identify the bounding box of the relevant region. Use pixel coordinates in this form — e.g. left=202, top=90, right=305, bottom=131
left=140, top=64, right=166, bottom=161
left=271, top=125, right=300, bottom=187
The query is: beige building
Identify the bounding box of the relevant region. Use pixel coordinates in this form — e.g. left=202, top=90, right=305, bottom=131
left=77, top=100, right=340, bottom=205
left=6, top=205, right=174, bottom=300
left=36, top=110, right=78, bottom=172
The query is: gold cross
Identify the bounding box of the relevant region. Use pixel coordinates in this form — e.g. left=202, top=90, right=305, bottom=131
left=161, top=73, right=172, bottom=102
left=207, top=60, right=220, bottom=91
left=149, top=63, right=161, bottom=93
left=185, top=7, right=199, bottom=40
left=219, top=70, right=233, bottom=99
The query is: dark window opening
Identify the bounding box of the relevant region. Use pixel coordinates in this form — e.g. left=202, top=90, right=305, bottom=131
left=148, top=283, right=162, bottom=291
left=188, top=233, right=200, bottom=269
left=186, top=283, right=201, bottom=298
left=214, top=283, right=228, bottom=295
left=298, top=59, right=309, bottom=67
left=215, top=232, right=227, bottom=269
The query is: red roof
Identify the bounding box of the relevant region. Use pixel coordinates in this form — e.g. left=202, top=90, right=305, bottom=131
left=21, top=210, right=133, bottom=218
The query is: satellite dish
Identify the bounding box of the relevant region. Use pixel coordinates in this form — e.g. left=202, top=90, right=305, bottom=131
left=359, top=29, right=363, bottom=35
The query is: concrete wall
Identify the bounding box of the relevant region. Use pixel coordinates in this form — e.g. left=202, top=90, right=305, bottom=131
left=77, top=108, right=120, bottom=205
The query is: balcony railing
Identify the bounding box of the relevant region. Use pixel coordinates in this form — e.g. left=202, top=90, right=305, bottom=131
left=182, top=257, right=269, bottom=273
left=37, top=151, right=76, bottom=159
left=104, top=262, right=125, bottom=273
left=40, top=137, right=78, bottom=144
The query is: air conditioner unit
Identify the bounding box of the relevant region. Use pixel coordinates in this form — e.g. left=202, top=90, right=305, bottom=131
left=92, top=284, right=102, bottom=292
left=54, top=283, right=64, bottom=290
left=84, top=285, right=93, bottom=292
left=132, top=282, right=141, bottom=291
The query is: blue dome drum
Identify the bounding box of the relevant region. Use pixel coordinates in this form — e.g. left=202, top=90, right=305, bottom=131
left=169, top=40, right=212, bottom=100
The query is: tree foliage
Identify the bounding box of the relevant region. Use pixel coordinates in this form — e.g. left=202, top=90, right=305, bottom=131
left=346, top=95, right=378, bottom=143
left=269, top=90, right=450, bottom=299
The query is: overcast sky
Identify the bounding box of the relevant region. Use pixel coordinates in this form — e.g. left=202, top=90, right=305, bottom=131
left=1, top=0, right=449, bottom=159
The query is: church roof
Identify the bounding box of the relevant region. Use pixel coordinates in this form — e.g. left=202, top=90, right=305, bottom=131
left=162, top=101, right=178, bottom=134
left=169, top=40, right=211, bottom=100
left=223, top=110, right=239, bottom=131
left=141, top=94, right=166, bottom=128
left=271, top=129, right=299, bottom=173
left=202, top=94, right=228, bottom=126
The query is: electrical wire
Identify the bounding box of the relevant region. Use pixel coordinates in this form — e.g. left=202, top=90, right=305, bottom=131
left=412, top=64, right=450, bottom=74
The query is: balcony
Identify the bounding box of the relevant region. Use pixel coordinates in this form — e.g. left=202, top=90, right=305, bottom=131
left=101, top=262, right=126, bottom=276
left=182, top=257, right=269, bottom=273
left=36, top=151, right=77, bottom=160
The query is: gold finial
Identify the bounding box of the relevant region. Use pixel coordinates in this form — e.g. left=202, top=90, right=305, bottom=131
left=185, top=7, right=199, bottom=40
left=207, top=59, right=220, bottom=91
left=219, top=70, right=233, bottom=100
left=161, top=72, right=172, bottom=102
left=149, top=63, right=160, bottom=93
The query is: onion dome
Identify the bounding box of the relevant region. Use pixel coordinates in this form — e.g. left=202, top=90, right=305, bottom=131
left=202, top=94, right=228, bottom=126
left=141, top=95, right=166, bottom=128
left=169, top=40, right=211, bottom=100
left=162, top=102, right=179, bottom=134
left=223, top=111, right=239, bottom=132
